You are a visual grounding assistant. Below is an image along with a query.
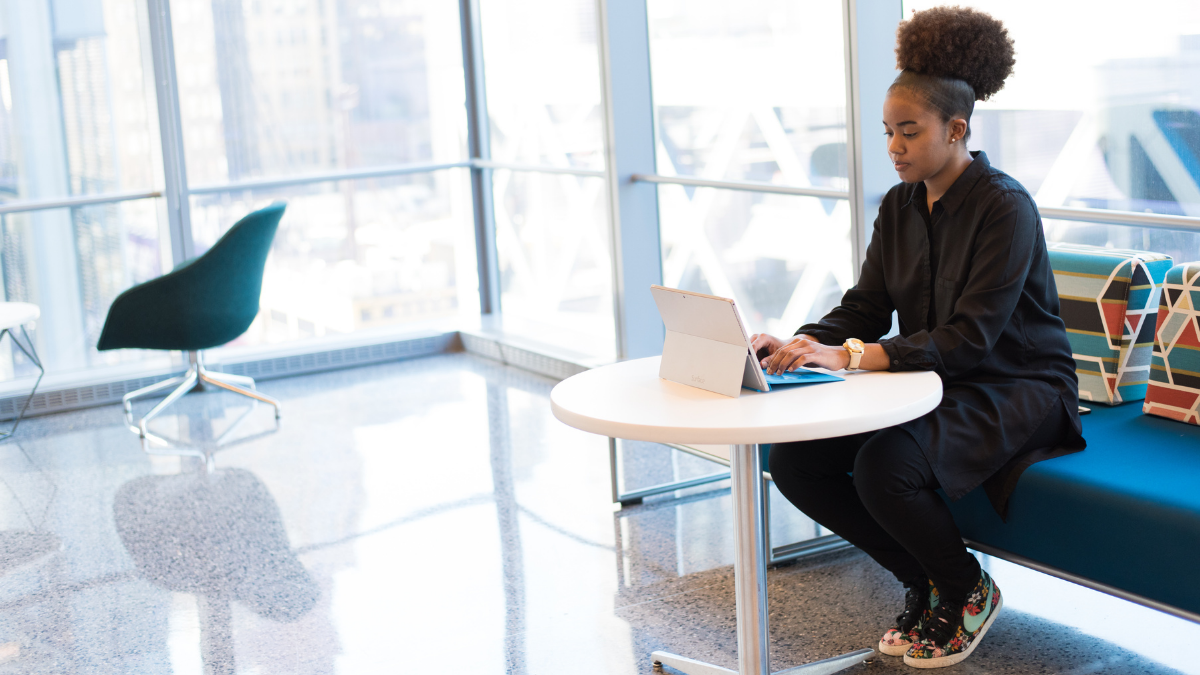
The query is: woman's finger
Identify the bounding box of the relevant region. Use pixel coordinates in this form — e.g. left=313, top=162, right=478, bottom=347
left=752, top=333, right=780, bottom=360
left=770, top=340, right=813, bottom=373
left=779, top=343, right=816, bottom=372
left=766, top=341, right=798, bottom=373
left=752, top=334, right=769, bottom=356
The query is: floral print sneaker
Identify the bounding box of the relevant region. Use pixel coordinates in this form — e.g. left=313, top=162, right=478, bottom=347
left=878, top=577, right=936, bottom=656
left=904, top=570, right=1003, bottom=668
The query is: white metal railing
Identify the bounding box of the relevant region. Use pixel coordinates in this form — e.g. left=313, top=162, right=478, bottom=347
left=634, top=172, right=1200, bottom=234
left=4, top=166, right=1200, bottom=235
left=0, top=161, right=600, bottom=217
left=189, top=159, right=603, bottom=195
left=0, top=189, right=163, bottom=215
left=187, top=161, right=473, bottom=195
left=473, top=159, right=605, bottom=178
left=1038, top=204, right=1200, bottom=233
left=632, top=173, right=851, bottom=200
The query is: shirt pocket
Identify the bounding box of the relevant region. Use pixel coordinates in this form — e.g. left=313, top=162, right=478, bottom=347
left=934, top=276, right=964, bottom=326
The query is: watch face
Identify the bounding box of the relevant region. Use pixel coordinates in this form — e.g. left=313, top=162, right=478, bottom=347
left=845, top=338, right=864, bottom=353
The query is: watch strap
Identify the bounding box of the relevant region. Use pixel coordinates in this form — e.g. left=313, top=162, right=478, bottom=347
left=843, top=339, right=864, bottom=371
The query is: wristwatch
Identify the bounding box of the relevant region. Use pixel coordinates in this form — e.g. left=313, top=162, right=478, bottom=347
left=843, top=338, right=865, bottom=371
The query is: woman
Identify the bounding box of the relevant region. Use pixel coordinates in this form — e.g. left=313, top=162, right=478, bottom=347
left=750, top=7, right=1085, bottom=669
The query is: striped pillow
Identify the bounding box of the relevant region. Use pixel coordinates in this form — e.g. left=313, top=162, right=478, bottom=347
left=1144, top=262, right=1200, bottom=424
left=1048, top=243, right=1174, bottom=405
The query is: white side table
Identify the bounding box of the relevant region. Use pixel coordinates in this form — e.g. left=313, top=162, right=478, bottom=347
left=551, top=356, right=942, bottom=675
left=0, top=302, right=44, bottom=440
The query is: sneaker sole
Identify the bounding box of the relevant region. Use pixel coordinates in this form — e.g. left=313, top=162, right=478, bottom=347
left=903, top=595, right=1003, bottom=669
left=877, top=639, right=912, bottom=656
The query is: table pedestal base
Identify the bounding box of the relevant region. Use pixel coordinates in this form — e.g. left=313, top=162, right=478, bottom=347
left=651, top=648, right=874, bottom=675
left=650, top=444, right=874, bottom=675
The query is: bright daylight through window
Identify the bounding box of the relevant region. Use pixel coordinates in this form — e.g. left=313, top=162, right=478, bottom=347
left=480, top=0, right=614, bottom=361
left=648, top=0, right=851, bottom=339
left=0, top=0, right=166, bottom=384
left=177, top=0, right=479, bottom=355
left=0, top=0, right=482, bottom=392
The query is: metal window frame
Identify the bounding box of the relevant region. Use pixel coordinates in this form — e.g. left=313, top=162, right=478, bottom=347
left=460, top=0, right=500, bottom=315
left=146, top=0, right=194, bottom=268
left=597, top=0, right=664, bottom=360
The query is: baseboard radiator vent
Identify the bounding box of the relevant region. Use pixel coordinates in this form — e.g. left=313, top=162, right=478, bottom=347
left=0, top=332, right=459, bottom=422
left=459, top=331, right=590, bottom=381
left=0, top=372, right=189, bottom=421
left=221, top=333, right=458, bottom=380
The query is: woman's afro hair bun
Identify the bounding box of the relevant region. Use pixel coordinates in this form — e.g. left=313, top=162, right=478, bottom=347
left=895, top=6, right=1015, bottom=101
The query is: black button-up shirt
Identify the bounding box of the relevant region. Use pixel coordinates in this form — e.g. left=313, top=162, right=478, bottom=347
left=798, top=152, right=1084, bottom=515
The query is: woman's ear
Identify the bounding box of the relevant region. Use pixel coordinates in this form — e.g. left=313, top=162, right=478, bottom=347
left=948, top=118, right=969, bottom=145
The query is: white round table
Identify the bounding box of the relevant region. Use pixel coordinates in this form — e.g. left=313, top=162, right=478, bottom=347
left=551, top=356, right=942, bottom=675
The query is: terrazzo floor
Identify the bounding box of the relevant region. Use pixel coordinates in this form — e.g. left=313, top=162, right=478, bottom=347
left=0, top=352, right=1196, bottom=674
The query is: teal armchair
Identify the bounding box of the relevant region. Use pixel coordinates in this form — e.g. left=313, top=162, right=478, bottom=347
left=99, top=203, right=286, bottom=437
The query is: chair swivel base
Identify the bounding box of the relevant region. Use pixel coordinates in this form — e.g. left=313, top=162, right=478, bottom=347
left=123, top=354, right=280, bottom=438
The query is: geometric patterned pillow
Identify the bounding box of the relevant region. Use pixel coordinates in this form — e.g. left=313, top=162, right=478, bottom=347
left=1143, top=262, right=1200, bottom=424
left=1048, top=243, right=1174, bottom=405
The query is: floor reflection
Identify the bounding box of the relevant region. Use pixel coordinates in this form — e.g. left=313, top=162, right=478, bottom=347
left=0, top=531, right=59, bottom=576
left=114, top=469, right=319, bottom=673
left=487, top=381, right=526, bottom=675
left=134, top=392, right=281, bottom=470
left=0, top=442, right=61, bottom=579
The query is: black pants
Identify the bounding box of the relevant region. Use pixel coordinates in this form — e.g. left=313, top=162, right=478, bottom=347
left=768, top=410, right=1068, bottom=601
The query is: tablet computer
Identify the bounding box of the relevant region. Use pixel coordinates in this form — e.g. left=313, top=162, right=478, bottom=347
left=650, top=285, right=770, bottom=396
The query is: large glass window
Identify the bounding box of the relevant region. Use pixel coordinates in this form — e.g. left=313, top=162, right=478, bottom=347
left=195, top=170, right=477, bottom=356
left=0, top=0, right=162, bottom=200
left=0, top=0, right=171, bottom=387
left=479, top=0, right=604, bottom=170
left=173, top=0, right=478, bottom=359
left=658, top=189, right=852, bottom=336
left=480, top=0, right=614, bottom=360
left=648, top=0, right=850, bottom=337
left=904, top=0, right=1200, bottom=262
left=491, top=169, right=613, bottom=358
left=173, top=0, right=468, bottom=185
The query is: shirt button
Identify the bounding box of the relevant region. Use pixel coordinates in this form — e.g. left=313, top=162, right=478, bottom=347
left=893, top=359, right=900, bottom=365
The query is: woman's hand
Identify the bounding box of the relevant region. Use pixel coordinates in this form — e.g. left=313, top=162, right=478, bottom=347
left=751, top=333, right=819, bottom=364
left=749, top=333, right=785, bottom=362
left=758, top=336, right=850, bottom=374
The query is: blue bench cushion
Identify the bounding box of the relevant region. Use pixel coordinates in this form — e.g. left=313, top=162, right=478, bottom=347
left=947, top=402, right=1200, bottom=616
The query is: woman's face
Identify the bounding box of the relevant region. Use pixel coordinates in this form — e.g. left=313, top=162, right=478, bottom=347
left=882, top=89, right=967, bottom=183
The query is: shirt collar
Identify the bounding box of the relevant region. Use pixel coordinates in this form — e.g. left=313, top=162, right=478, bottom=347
left=903, top=151, right=991, bottom=215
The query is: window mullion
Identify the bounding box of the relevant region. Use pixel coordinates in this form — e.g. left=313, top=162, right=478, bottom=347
left=145, top=0, right=194, bottom=268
